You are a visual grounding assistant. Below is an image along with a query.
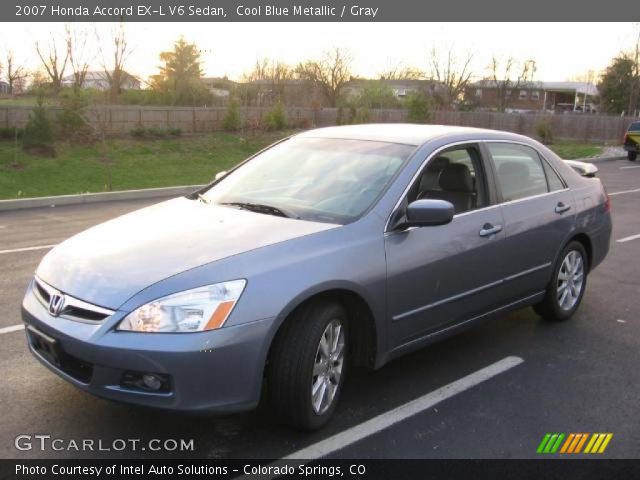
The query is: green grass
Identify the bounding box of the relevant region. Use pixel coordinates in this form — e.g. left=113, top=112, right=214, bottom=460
left=0, top=96, right=57, bottom=107
left=548, top=142, right=604, bottom=160
left=0, top=131, right=293, bottom=200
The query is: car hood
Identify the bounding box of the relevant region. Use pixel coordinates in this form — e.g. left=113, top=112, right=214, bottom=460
left=36, top=197, right=338, bottom=309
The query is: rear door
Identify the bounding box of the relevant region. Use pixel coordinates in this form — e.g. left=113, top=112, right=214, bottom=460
left=484, top=142, right=575, bottom=301
left=385, top=143, right=510, bottom=348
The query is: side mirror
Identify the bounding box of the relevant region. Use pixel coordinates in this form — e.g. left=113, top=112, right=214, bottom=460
left=401, top=199, right=454, bottom=228
left=214, top=170, right=228, bottom=182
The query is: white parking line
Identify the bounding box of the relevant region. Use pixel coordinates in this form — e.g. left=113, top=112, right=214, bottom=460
left=0, top=324, right=24, bottom=335
left=284, top=356, right=523, bottom=460
left=609, top=187, right=640, bottom=196
left=617, top=233, right=640, bottom=243
left=0, top=244, right=57, bottom=255
left=620, top=165, right=640, bottom=170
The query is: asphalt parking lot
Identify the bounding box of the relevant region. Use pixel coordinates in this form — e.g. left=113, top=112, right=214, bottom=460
left=1, top=159, right=639, bottom=460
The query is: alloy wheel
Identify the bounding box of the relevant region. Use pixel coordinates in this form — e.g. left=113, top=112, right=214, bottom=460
left=557, top=250, right=584, bottom=311
left=311, top=319, right=345, bottom=415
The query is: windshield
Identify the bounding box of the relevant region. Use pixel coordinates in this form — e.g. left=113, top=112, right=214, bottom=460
left=203, top=137, right=414, bottom=224
left=629, top=122, right=640, bottom=132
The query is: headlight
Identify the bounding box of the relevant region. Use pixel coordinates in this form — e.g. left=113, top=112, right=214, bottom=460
left=117, top=280, right=246, bottom=333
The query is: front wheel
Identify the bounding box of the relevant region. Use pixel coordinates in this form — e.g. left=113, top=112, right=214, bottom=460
left=268, top=301, right=347, bottom=430
left=534, top=241, right=588, bottom=322
left=628, top=151, right=637, bottom=162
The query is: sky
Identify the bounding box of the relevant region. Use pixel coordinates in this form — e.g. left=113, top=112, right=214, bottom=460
left=0, top=22, right=638, bottom=84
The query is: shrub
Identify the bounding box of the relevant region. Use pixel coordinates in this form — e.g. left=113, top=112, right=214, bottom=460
left=57, top=88, right=92, bottom=141
left=22, top=96, right=54, bottom=150
left=263, top=103, right=287, bottom=130
left=535, top=118, right=554, bottom=144
left=352, top=107, right=371, bottom=124
left=222, top=99, right=242, bottom=131
left=130, top=126, right=147, bottom=138
left=129, top=127, right=182, bottom=138
left=0, top=127, right=24, bottom=141
left=353, top=82, right=400, bottom=109
left=406, top=92, right=432, bottom=123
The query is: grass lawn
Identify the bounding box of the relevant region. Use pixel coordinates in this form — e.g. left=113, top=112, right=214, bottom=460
left=0, top=132, right=608, bottom=200
left=0, top=131, right=292, bottom=200
left=0, top=96, right=55, bottom=107
left=548, top=142, right=604, bottom=160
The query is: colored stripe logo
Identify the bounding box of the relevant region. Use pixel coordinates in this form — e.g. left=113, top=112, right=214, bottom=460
left=537, top=433, right=613, bottom=454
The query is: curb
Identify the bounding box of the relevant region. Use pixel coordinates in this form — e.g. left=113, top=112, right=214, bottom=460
left=0, top=185, right=205, bottom=212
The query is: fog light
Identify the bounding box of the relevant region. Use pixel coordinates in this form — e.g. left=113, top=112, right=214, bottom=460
left=121, top=371, right=171, bottom=393
left=142, top=374, right=162, bottom=390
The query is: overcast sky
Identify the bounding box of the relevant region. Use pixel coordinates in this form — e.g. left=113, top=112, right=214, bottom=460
left=0, top=22, right=638, bottom=83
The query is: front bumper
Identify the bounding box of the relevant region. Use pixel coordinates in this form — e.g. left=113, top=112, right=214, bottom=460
left=21, top=282, right=275, bottom=413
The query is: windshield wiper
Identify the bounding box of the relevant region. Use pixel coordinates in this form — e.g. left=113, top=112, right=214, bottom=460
left=220, top=202, right=298, bottom=219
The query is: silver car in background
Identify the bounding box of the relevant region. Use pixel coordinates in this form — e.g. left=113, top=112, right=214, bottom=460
left=22, top=125, right=611, bottom=430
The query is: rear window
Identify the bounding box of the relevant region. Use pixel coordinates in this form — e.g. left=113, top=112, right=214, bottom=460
left=629, top=122, right=640, bottom=132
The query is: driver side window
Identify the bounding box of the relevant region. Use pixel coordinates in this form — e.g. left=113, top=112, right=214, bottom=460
left=408, top=145, right=488, bottom=215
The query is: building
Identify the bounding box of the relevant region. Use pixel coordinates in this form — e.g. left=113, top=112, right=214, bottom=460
left=0, top=81, right=9, bottom=95
left=343, top=79, right=444, bottom=101
left=466, top=80, right=599, bottom=113
left=200, top=77, right=237, bottom=98
left=61, top=71, right=141, bottom=91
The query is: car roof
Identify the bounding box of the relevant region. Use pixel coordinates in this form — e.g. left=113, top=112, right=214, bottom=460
left=296, top=123, right=520, bottom=146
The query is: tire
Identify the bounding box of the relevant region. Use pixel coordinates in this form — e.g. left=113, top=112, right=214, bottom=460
left=268, top=301, right=348, bottom=430
left=628, top=151, right=638, bottom=162
left=534, top=241, right=588, bottom=322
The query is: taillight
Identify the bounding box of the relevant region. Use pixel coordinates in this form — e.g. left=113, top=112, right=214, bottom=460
left=623, top=133, right=628, bottom=144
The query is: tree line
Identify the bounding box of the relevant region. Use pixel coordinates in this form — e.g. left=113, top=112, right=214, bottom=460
left=1, top=24, right=639, bottom=115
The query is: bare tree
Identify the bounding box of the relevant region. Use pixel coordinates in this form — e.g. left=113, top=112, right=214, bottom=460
left=4, top=52, right=28, bottom=94
left=377, top=63, right=424, bottom=81
left=243, top=58, right=294, bottom=105
left=429, top=47, right=474, bottom=107
left=96, top=23, right=132, bottom=101
left=296, top=48, right=352, bottom=107
left=65, top=25, right=91, bottom=89
left=487, top=56, right=537, bottom=112
left=35, top=33, right=69, bottom=90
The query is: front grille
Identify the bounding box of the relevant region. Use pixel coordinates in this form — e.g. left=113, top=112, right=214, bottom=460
left=35, top=281, right=51, bottom=304
left=33, top=276, right=115, bottom=323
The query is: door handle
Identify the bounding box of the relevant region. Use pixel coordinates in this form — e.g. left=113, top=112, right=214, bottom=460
left=555, top=202, right=571, bottom=214
left=479, top=223, right=503, bottom=237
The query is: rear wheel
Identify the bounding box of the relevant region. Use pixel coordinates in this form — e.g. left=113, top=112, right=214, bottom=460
left=628, top=151, right=637, bottom=162
left=268, top=301, right=347, bottom=430
left=534, top=241, right=587, bottom=322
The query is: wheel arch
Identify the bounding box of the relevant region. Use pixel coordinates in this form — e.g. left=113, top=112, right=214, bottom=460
left=568, top=232, right=593, bottom=272
left=265, top=283, right=380, bottom=373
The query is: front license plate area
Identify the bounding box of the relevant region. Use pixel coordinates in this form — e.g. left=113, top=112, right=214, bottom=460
left=27, top=325, right=61, bottom=367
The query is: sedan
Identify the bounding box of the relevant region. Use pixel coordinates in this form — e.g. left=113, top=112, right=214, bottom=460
left=22, top=124, right=612, bottom=430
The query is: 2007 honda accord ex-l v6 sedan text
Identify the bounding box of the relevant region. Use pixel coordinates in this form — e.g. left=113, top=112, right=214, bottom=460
left=22, top=124, right=611, bottom=430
